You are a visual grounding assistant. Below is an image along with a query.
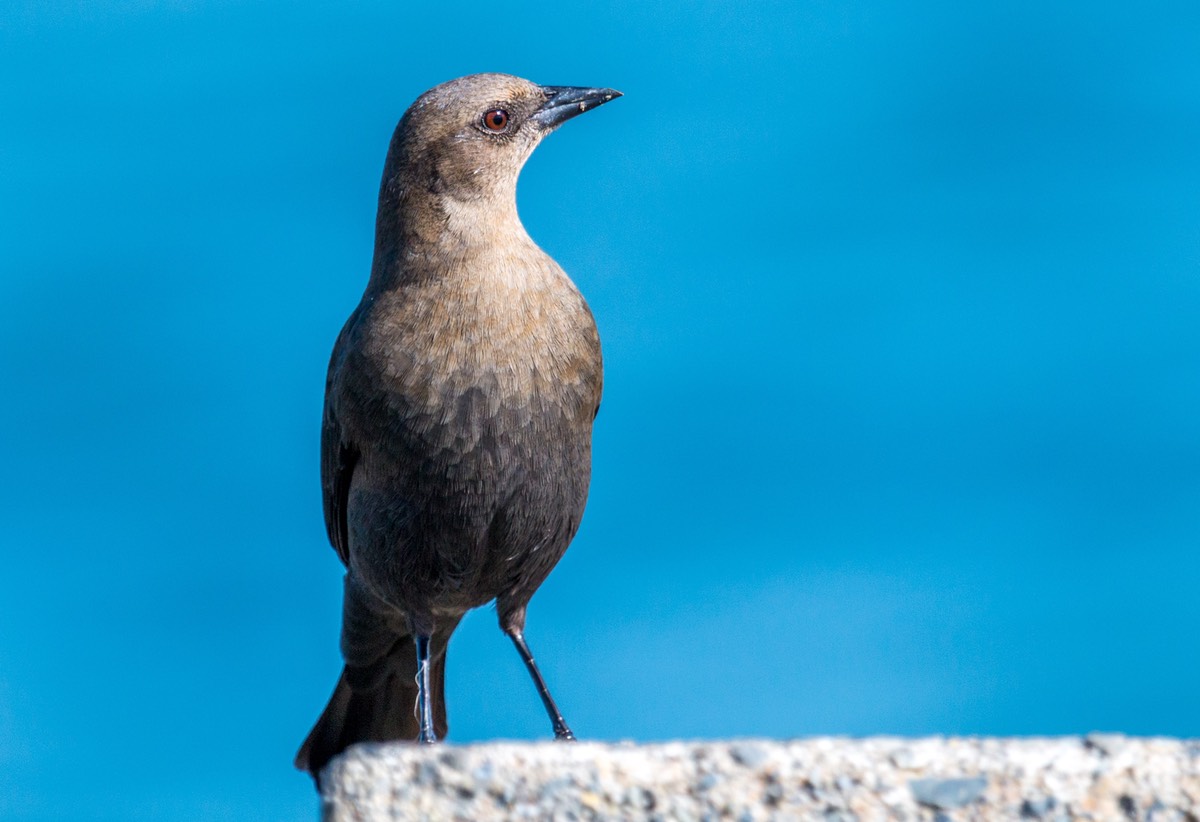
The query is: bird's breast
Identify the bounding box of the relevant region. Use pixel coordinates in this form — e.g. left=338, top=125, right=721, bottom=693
left=350, top=259, right=601, bottom=461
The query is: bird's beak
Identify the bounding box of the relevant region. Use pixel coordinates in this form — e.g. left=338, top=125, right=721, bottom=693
left=531, top=85, right=622, bottom=130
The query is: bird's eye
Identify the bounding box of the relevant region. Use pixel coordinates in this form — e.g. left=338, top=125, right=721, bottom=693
left=482, top=109, right=509, bottom=132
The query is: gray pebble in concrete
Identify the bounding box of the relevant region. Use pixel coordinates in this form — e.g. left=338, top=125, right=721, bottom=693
left=910, top=776, right=988, bottom=809
left=730, top=743, right=769, bottom=769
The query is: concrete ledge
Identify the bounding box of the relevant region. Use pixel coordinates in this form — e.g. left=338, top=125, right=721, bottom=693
left=322, top=735, right=1200, bottom=821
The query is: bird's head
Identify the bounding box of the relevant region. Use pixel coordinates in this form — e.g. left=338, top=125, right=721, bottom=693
left=382, top=73, right=621, bottom=211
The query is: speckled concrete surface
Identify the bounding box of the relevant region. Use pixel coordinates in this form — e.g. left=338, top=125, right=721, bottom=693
left=321, top=735, right=1200, bottom=821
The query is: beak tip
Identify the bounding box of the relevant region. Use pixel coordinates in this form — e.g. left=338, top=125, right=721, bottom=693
left=533, top=85, right=623, bottom=129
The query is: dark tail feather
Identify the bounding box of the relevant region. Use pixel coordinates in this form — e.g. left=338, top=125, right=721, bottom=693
left=292, top=669, right=413, bottom=784
left=296, top=623, right=458, bottom=786
left=296, top=635, right=442, bottom=785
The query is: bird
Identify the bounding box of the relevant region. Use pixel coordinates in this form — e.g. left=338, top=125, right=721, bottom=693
left=295, top=73, right=621, bottom=785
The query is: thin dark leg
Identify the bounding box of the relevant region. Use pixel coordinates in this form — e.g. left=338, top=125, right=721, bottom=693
left=414, top=634, right=437, bottom=743
left=506, top=629, right=575, bottom=740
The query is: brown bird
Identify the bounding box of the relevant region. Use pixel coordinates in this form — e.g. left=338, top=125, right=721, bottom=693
left=295, top=73, right=621, bottom=784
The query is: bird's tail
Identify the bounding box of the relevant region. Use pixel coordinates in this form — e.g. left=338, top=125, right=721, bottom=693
left=295, top=635, right=449, bottom=785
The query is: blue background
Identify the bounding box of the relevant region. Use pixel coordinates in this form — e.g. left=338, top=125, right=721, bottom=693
left=3, top=1, right=1199, bottom=819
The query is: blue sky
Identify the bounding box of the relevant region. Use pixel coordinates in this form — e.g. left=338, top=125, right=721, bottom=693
left=2, top=1, right=1199, bottom=819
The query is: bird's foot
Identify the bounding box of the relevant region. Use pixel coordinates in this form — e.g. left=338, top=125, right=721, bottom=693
left=554, top=728, right=576, bottom=742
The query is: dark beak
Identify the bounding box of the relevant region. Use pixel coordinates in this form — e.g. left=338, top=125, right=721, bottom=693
left=531, top=85, right=622, bottom=130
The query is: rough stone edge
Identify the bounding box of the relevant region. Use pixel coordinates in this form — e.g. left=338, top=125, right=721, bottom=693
left=321, top=735, right=1200, bottom=821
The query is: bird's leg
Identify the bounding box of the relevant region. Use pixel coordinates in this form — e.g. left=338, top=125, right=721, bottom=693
left=413, top=634, right=438, bottom=743
left=505, top=628, right=576, bottom=741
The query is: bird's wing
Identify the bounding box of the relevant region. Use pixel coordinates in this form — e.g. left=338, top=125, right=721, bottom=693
left=321, top=314, right=362, bottom=566
left=321, top=404, right=356, bottom=566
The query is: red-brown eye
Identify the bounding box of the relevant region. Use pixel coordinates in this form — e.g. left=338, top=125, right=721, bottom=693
left=483, top=109, right=509, bottom=132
